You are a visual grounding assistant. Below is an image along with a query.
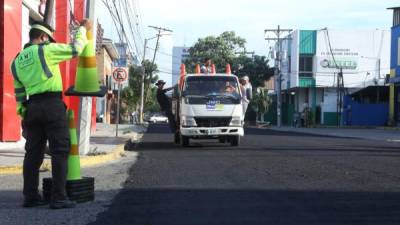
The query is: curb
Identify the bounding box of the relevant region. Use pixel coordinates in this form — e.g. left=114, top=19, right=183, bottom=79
left=0, top=144, right=126, bottom=175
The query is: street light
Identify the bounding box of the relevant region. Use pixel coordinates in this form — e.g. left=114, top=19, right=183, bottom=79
left=360, top=56, right=381, bottom=83
left=360, top=56, right=382, bottom=102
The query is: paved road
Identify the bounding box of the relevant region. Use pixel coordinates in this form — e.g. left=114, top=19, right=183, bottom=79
left=90, top=124, right=400, bottom=225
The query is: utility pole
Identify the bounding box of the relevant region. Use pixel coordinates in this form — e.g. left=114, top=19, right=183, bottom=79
left=148, top=25, right=173, bottom=71
left=139, top=39, right=148, bottom=124
left=265, top=26, right=292, bottom=127
left=139, top=25, right=172, bottom=122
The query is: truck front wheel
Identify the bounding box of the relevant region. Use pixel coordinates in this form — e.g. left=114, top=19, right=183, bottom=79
left=181, top=135, right=190, bottom=147
left=174, top=132, right=180, bottom=144
left=218, top=137, right=226, bottom=143
left=230, top=135, right=240, bottom=146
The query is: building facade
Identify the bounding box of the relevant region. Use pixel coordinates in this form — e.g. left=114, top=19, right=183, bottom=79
left=0, top=0, right=102, bottom=141
left=96, top=38, right=119, bottom=124
left=388, top=7, right=400, bottom=126
left=277, top=29, right=391, bottom=126
left=172, top=46, right=190, bottom=85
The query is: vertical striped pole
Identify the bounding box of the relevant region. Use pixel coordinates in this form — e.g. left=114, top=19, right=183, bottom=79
left=67, top=109, right=82, bottom=180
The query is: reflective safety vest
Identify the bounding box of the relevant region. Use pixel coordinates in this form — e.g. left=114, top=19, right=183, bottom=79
left=11, top=26, right=88, bottom=117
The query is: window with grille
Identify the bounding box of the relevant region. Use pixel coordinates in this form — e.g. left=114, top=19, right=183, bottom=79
left=299, top=56, right=313, bottom=77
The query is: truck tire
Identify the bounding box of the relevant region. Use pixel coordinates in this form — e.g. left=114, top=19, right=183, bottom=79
left=181, top=135, right=190, bottom=147
left=174, top=132, right=180, bottom=144
left=230, top=135, right=240, bottom=146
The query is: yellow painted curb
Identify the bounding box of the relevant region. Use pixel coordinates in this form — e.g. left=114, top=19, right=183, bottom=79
left=0, top=144, right=126, bottom=175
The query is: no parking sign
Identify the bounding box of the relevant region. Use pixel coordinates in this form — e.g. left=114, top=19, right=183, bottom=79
left=112, top=67, right=128, bottom=83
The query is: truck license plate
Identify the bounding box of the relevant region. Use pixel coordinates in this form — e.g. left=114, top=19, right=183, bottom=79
left=206, top=100, right=224, bottom=111
left=206, top=129, right=217, bottom=135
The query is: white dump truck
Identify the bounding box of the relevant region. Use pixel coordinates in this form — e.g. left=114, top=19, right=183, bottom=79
left=172, top=64, right=244, bottom=147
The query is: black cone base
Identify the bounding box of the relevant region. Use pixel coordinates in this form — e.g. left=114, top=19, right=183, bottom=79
left=65, top=86, right=107, bottom=97
left=43, top=177, right=95, bottom=203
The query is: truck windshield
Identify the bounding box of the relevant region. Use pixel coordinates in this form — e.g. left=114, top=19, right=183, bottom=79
left=184, top=76, right=240, bottom=98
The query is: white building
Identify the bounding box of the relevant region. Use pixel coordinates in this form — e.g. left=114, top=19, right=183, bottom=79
left=278, top=29, right=391, bottom=125
left=172, top=47, right=190, bottom=85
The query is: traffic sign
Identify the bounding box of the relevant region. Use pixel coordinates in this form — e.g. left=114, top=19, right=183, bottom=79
left=112, top=68, right=128, bottom=83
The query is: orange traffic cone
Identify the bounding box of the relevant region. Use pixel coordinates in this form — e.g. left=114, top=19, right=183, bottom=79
left=211, top=64, right=216, bottom=74
left=67, top=109, right=81, bottom=180
left=179, top=64, right=186, bottom=90
left=195, top=64, right=201, bottom=74
left=225, top=64, right=231, bottom=74
left=65, top=30, right=106, bottom=97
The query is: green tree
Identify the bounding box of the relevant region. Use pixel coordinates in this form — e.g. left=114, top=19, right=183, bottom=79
left=250, top=88, right=272, bottom=123
left=234, top=55, right=275, bottom=88
left=184, top=31, right=274, bottom=87
left=121, top=60, right=159, bottom=115
left=184, top=31, right=246, bottom=73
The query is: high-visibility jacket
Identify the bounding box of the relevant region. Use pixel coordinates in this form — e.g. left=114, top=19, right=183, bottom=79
left=11, top=26, right=88, bottom=117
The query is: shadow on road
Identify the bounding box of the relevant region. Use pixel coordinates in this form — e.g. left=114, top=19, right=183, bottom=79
left=136, top=125, right=400, bottom=156
left=244, top=127, right=360, bottom=139
left=89, top=188, right=400, bottom=225
left=85, top=124, right=400, bottom=225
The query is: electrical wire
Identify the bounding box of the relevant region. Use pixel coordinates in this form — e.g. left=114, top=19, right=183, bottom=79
left=125, top=0, right=145, bottom=46
left=102, top=0, right=139, bottom=63
left=146, top=47, right=182, bottom=60
left=121, top=0, right=143, bottom=58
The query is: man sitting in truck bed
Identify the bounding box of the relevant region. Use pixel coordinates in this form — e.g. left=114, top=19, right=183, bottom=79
left=155, top=80, right=177, bottom=133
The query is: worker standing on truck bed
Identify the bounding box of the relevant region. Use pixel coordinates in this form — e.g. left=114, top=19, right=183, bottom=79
left=155, top=80, right=177, bottom=133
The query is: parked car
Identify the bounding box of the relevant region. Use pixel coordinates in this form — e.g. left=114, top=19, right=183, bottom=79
left=149, top=114, right=169, bottom=123
left=96, top=114, right=104, bottom=123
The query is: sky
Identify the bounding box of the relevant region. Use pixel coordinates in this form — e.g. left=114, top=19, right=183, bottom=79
left=97, top=0, right=399, bottom=86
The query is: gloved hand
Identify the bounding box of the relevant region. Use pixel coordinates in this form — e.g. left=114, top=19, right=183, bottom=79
left=80, top=19, right=92, bottom=31
left=17, top=104, right=26, bottom=119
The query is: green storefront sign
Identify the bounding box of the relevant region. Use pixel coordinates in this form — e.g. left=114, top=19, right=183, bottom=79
left=299, top=77, right=316, bottom=87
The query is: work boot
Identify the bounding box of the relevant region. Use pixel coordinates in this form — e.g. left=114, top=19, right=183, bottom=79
left=49, top=199, right=76, bottom=209
left=23, top=196, right=48, bottom=208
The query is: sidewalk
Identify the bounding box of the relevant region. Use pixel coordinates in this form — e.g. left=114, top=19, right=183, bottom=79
left=268, top=126, right=400, bottom=142
left=0, top=123, right=146, bottom=174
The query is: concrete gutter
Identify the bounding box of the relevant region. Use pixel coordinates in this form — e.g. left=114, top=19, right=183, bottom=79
left=0, top=125, right=145, bottom=175
left=0, top=144, right=126, bottom=175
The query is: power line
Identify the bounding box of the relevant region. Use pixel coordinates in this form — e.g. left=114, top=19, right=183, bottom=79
left=133, top=0, right=146, bottom=44
left=125, top=0, right=145, bottom=46
left=102, top=0, right=140, bottom=63
left=121, top=0, right=143, bottom=59
left=146, top=46, right=181, bottom=60
left=101, top=0, right=123, bottom=42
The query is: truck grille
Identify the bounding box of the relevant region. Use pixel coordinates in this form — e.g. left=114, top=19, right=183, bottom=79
left=194, top=117, right=232, bottom=127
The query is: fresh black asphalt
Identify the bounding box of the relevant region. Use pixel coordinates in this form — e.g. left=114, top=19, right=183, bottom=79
left=89, top=124, right=400, bottom=225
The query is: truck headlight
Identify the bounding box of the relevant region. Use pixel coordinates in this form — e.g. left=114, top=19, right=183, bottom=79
left=182, top=116, right=197, bottom=127
left=230, top=117, right=242, bottom=126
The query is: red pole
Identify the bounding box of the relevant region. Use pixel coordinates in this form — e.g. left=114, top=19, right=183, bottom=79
left=55, top=0, right=71, bottom=107
left=0, top=0, right=22, bottom=141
